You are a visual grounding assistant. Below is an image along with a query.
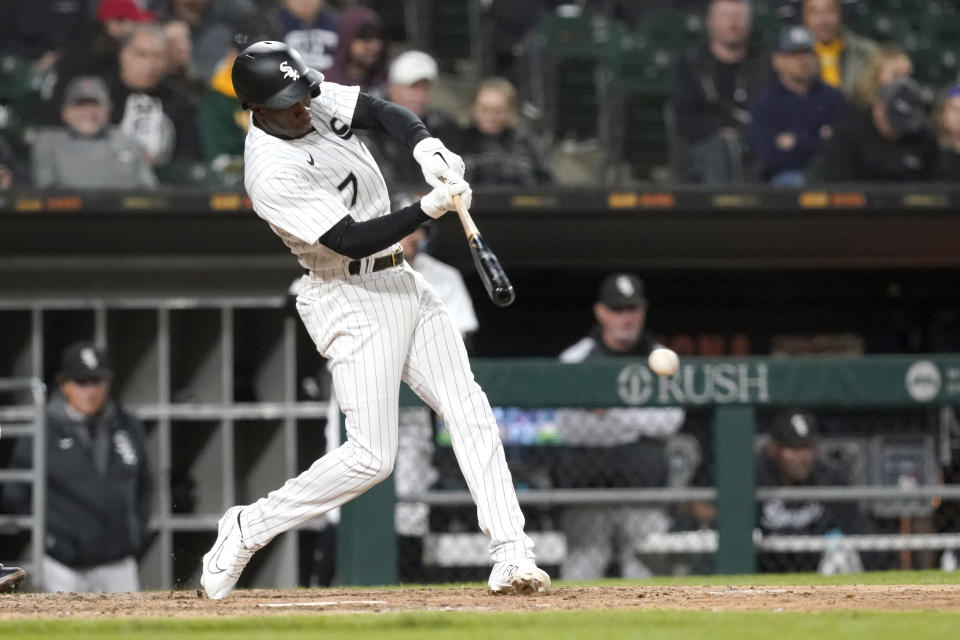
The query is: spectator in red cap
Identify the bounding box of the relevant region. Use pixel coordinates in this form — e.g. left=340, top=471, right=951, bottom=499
left=39, top=0, right=157, bottom=125
left=97, top=0, right=157, bottom=23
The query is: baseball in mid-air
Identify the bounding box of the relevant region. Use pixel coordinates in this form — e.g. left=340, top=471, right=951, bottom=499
left=648, top=348, right=679, bottom=377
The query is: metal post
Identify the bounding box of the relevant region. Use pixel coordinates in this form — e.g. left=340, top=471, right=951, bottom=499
left=31, top=379, right=46, bottom=592
left=156, top=307, right=173, bottom=589
left=714, top=406, right=757, bottom=574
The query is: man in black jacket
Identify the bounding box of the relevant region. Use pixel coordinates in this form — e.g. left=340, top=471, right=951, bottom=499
left=670, top=0, right=770, bottom=184
left=756, top=410, right=871, bottom=573
left=555, top=274, right=684, bottom=579
left=3, top=342, right=153, bottom=592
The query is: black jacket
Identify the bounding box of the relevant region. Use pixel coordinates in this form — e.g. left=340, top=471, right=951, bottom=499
left=671, top=44, right=771, bottom=144
left=458, top=125, right=552, bottom=186
left=3, top=393, right=154, bottom=568
left=559, top=325, right=660, bottom=362
left=553, top=326, right=669, bottom=489
left=755, top=452, right=873, bottom=572
left=808, top=108, right=939, bottom=182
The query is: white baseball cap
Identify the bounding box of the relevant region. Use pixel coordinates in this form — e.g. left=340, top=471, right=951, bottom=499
left=388, top=50, right=439, bottom=85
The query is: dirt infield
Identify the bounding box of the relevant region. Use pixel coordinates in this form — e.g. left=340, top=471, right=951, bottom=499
left=2, top=584, right=960, bottom=619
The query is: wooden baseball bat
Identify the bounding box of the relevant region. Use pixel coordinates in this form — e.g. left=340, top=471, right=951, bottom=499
left=452, top=194, right=515, bottom=307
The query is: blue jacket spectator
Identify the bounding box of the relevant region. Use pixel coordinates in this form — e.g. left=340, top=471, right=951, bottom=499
left=751, top=26, right=847, bottom=185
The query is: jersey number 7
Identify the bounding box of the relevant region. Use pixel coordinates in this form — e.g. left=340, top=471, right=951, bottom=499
left=337, top=172, right=357, bottom=208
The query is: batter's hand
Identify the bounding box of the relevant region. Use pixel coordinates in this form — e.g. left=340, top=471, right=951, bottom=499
left=412, top=137, right=465, bottom=188
left=420, top=177, right=472, bottom=219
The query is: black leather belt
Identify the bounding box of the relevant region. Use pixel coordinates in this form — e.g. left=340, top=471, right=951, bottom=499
left=347, top=248, right=404, bottom=275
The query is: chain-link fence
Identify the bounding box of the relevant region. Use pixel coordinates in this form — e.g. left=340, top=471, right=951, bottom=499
left=394, top=403, right=960, bottom=581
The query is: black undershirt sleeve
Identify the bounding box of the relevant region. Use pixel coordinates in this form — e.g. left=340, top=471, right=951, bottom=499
left=351, top=92, right=432, bottom=149
left=318, top=202, right=430, bottom=259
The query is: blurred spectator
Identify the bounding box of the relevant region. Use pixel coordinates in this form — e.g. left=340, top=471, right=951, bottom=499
left=756, top=410, right=871, bottom=573
left=3, top=342, right=154, bottom=593
left=194, top=19, right=273, bottom=178
left=851, top=45, right=913, bottom=110
left=32, top=76, right=157, bottom=189
left=556, top=273, right=685, bottom=580
left=480, top=0, right=548, bottom=84
left=0, top=135, right=29, bottom=190
left=0, top=0, right=92, bottom=65
left=808, top=77, right=938, bottom=182
left=275, top=0, right=339, bottom=72
left=801, top=0, right=878, bottom=99
left=155, top=0, right=256, bottom=82
left=323, top=4, right=387, bottom=95
left=103, top=24, right=200, bottom=168
left=459, top=77, right=552, bottom=186
left=750, top=26, right=847, bottom=186
left=933, top=85, right=960, bottom=181
left=0, top=564, right=26, bottom=593
left=670, top=0, right=770, bottom=184
left=362, top=50, right=461, bottom=188
left=39, top=0, right=157, bottom=126
left=398, top=220, right=479, bottom=342
left=164, top=19, right=205, bottom=99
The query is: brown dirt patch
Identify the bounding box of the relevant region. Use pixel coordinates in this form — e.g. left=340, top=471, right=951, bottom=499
left=2, top=584, right=960, bottom=619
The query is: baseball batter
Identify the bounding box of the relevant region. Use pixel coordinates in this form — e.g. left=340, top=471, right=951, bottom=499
left=200, top=41, right=549, bottom=599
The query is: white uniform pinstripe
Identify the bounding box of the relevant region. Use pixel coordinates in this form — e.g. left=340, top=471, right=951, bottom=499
left=239, top=82, right=534, bottom=563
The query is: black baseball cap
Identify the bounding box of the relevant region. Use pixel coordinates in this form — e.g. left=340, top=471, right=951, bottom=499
left=770, top=411, right=818, bottom=448
left=877, top=77, right=927, bottom=137
left=598, top=273, right=647, bottom=309
left=776, top=26, right=815, bottom=54
left=57, top=342, right=113, bottom=382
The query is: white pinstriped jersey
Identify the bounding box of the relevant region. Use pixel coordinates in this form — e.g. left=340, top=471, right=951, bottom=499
left=243, top=81, right=396, bottom=271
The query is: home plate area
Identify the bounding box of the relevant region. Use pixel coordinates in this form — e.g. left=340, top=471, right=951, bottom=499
left=2, top=584, right=960, bottom=619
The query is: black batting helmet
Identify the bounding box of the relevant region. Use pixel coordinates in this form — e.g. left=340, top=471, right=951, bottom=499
left=231, top=41, right=323, bottom=110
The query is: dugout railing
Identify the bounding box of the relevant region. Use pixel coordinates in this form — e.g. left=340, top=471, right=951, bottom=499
left=0, top=377, right=46, bottom=590
left=366, top=356, right=960, bottom=581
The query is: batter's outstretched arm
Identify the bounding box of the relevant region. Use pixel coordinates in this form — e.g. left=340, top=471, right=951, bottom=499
left=352, top=93, right=431, bottom=148
left=319, top=202, right=430, bottom=259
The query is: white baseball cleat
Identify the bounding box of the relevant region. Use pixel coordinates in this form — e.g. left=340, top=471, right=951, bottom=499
left=488, top=558, right=551, bottom=595
left=201, top=506, right=257, bottom=600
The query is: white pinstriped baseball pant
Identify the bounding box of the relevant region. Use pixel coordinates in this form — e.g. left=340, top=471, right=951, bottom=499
left=240, top=261, right=534, bottom=563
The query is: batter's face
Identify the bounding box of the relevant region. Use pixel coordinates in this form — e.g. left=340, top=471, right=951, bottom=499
left=60, top=376, right=111, bottom=417
left=802, top=0, right=841, bottom=44
left=253, top=95, right=313, bottom=139
left=595, top=302, right=646, bottom=353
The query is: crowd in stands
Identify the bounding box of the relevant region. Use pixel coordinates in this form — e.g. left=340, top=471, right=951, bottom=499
left=1, top=0, right=958, bottom=190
